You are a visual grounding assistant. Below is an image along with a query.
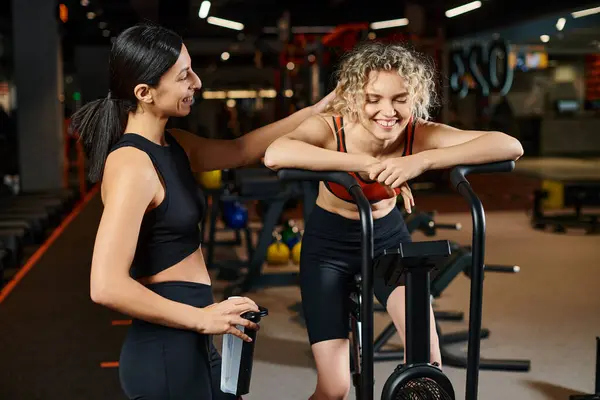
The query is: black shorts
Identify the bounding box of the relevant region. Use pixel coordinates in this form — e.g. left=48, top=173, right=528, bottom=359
left=119, top=281, right=237, bottom=400
left=299, top=205, right=412, bottom=345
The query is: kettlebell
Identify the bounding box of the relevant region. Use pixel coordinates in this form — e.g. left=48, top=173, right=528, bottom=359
left=221, top=200, right=235, bottom=224
left=200, top=170, right=222, bottom=189
left=266, top=232, right=290, bottom=265
left=291, top=240, right=301, bottom=264
left=225, top=202, right=248, bottom=230
left=283, top=227, right=300, bottom=249
left=281, top=220, right=297, bottom=245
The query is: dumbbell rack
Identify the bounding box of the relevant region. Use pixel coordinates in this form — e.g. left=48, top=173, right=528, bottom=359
left=201, top=168, right=317, bottom=298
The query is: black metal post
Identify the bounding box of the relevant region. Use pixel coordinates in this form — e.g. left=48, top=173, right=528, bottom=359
left=458, top=182, right=485, bottom=400
left=349, top=185, right=374, bottom=400
left=405, top=267, right=431, bottom=365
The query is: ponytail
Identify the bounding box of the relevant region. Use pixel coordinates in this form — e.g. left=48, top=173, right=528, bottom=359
left=70, top=96, right=132, bottom=183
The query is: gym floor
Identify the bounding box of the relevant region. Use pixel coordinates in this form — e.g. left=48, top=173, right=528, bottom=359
left=0, top=188, right=598, bottom=400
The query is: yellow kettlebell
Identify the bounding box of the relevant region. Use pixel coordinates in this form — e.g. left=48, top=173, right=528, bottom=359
left=200, top=170, right=222, bottom=189
left=291, top=240, right=301, bottom=264
left=267, top=241, right=290, bottom=265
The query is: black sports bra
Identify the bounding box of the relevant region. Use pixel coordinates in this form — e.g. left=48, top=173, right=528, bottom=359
left=109, top=131, right=206, bottom=279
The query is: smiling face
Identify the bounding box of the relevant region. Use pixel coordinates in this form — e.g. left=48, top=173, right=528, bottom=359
left=360, top=70, right=412, bottom=141
left=324, top=41, right=438, bottom=142
left=150, top=44, right=202, bottom=117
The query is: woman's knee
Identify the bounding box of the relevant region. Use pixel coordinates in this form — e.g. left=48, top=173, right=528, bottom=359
left=315, top=374, right=351, bottom=400
left=311, top=340, right=352, bottom=400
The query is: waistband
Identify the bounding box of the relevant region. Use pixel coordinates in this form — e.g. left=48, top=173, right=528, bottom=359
left=305, top=205, right=406, bottom=240
left=126, top=281, right=213, bottom=335
left=143, top=280, right=214, bottom=308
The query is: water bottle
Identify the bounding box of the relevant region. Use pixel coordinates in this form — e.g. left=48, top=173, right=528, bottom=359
left=221, top=300, right=268, bottom=396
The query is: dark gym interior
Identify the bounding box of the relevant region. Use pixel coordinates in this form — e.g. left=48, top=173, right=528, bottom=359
left=0, top=1, right=599, bottom=399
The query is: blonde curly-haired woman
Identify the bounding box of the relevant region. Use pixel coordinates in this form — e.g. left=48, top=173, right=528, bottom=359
left=264, top=40, right=523, bottom=400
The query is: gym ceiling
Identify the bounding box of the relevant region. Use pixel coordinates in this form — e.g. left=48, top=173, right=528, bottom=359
left=1, top=0, right=600, bottom=71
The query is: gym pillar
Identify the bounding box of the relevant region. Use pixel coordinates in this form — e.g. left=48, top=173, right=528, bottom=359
left=11, top=0, right=64, bottom=191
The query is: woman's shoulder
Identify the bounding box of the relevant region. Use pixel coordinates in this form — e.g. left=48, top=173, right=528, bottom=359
left=101, top=146, right=159, bottom=204
left=104, top=145, right=157, bottom=183
left=314, top=112, right=345, bottom=130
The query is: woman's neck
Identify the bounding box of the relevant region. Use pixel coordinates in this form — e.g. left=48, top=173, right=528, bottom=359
left=344, top=119, right=405, bottom=158
left=124, top=111, right=169, bottom=146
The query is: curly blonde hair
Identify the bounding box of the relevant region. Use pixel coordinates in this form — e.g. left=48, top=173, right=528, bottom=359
left=325, top=40, right=438, bottom=123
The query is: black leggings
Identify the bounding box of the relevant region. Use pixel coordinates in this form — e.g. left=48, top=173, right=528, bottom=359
left=300, top=205, right=413, bottom=345
left=119, top=281, right=237, bottom=400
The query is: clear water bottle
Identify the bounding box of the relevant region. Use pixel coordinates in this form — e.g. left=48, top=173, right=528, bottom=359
left=221, top=301, right=268, bottom=396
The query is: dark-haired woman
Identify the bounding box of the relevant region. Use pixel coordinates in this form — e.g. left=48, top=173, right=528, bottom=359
left=71, top=24, right=335, bottom=399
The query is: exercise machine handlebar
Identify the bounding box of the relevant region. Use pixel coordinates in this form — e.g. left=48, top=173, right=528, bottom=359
left=277, top=169, right=357, bottom=190
left=450, top=161, right=515, bottom=189
left=449, top=160, right=515, bottom=400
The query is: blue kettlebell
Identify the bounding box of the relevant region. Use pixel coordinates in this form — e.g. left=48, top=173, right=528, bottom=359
left=221, top=199, right=236, bottom=215
left=224, top=202, right=248, bottom=229
left=221, top=200, right=233, bottom=222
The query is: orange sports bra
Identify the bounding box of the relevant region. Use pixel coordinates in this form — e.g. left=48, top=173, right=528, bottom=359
left=324, top=116, right=416, bottom=204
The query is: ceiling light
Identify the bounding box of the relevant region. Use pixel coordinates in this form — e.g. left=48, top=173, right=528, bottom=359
left=198, top=1, right=211, bottom=19
left=445, top=1, right=482, bottom=18
left=207, top=16, right=244, bottom=31
left=572, top=6, right=600, bottom=18
left=369, top=18, right=409, bottom=30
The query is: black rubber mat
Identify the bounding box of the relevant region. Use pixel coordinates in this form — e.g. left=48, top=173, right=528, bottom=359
left=0, top=194, right=128, bottom=400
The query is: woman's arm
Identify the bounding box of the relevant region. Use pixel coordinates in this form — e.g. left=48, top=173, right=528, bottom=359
left=369, top=121, right=524, bottom=188
left=263, top=114, right=378, bottom=172
left=413, top=121, right=524, bottom=170
left=92, top=148, right=258, bottom=339
left=171, top=91, right=338, bottom=172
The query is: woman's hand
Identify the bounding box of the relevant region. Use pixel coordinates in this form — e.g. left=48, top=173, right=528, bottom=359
left=197, top=297, right=260, bottom=342
left=397, top=182, right=415, bottom=214
left=361, top=158, right=415, bottom=213
left=311, top=89, right=337, bottom=115
left=367, top=154, right=428, bottom=189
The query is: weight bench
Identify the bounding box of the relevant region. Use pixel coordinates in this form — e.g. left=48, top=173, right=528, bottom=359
left=0, top=247, right=8, bottom=286
left=0, top=220, right=37, bottom=244
left=516, top=158, right=600, bottom=234
left=0, top=211, right=50, bottom=238
left=0, top=228, right=26, bottom=269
